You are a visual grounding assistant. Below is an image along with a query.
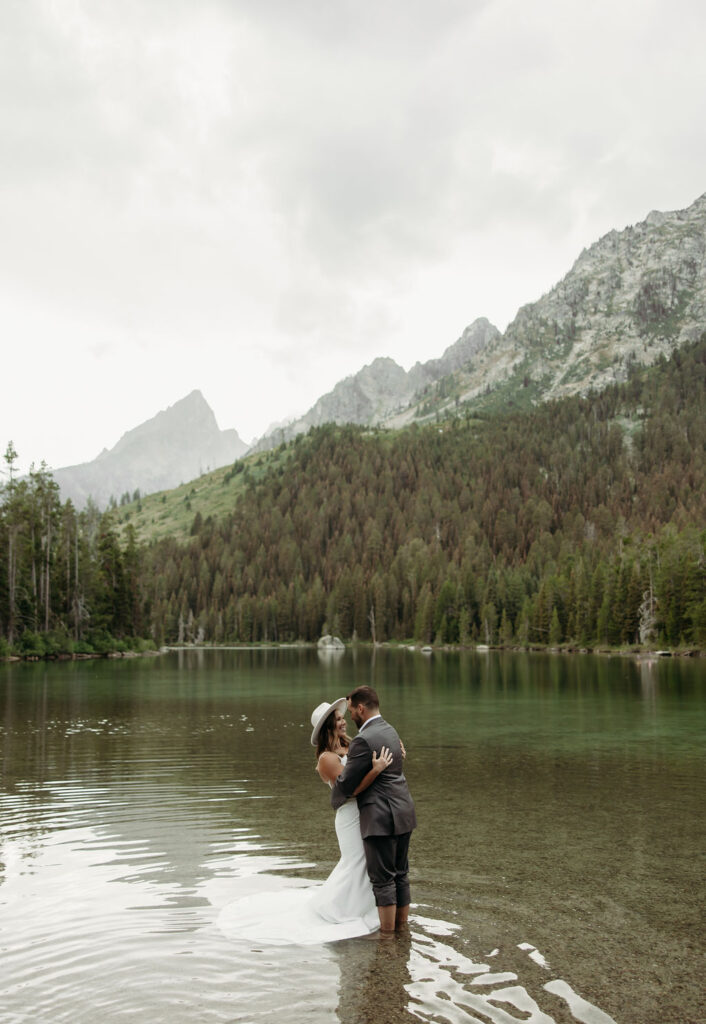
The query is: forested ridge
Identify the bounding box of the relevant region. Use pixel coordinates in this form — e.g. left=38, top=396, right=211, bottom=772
left=1, top=339, right=705, bottom=656
left=143, top=339, right=706, bottom=649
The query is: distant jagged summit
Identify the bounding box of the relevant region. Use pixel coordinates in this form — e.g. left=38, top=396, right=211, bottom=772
left=53, top=191, right=706, bottom=501
left=252, top=193, right=705, bottom=445
left=52, top=390, right=247, bottom=508
left=251, top=317, right=501, bottom=451
left=495, top=190, right=706, bottom=401
left=387, top=191, right=706, bottom=423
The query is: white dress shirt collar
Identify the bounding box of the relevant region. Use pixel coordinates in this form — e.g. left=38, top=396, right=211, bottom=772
left=358, top=713, right=381, bottom=733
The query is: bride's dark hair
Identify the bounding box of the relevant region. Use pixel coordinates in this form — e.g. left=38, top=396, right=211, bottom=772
left=316, top=708, right=349, bottom=759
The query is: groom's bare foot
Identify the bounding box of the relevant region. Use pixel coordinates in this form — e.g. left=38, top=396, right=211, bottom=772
left=378, top=905, right=397, bottom=932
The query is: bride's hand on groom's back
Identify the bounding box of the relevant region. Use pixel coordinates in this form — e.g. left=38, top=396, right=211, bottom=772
left=372, top=746, right=393, bottom=775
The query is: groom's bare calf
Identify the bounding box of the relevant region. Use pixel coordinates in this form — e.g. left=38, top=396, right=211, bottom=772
left=378, top=903, right=410, bottom=932
left=378, top=905, right=397, bottom=932
left=395, top=904, right=409, bottom=929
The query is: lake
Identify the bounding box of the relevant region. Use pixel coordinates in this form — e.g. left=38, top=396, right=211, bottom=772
left=0, top=648, right=704, bottom=1024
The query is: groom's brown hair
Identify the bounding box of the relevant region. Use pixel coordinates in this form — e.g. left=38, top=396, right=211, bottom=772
left=347, top=686, right=379, bottom=710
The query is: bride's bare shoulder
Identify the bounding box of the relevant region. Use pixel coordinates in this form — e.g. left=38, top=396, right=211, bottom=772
left=316, top=750, right=342, bottom=783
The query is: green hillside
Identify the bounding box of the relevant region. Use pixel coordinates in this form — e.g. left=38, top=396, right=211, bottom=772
left=114, top=444, right=294, bottom=545
left=2, top=338, right=704, bottom=657
left=136, top=339, right=705, bottom=650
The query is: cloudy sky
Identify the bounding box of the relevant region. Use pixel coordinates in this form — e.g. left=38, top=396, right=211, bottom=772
left=2, top=0, right=705, bottom=474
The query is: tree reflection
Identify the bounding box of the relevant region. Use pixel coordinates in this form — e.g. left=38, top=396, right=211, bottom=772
left=334, top=930, right=413, bottom=1024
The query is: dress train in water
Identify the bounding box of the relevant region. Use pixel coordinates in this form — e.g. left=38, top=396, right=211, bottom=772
left=217, top=797, right=378, bottom=946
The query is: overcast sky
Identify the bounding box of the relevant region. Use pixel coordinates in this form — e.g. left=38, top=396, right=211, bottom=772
left=2, top=0, right=705, bottom=475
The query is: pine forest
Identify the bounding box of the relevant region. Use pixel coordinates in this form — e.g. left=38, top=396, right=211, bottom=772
left=1, top=339, right=705, bottom=657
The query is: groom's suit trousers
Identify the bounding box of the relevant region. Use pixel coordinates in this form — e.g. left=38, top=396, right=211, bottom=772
left=363, top=830, right=412, bottom=907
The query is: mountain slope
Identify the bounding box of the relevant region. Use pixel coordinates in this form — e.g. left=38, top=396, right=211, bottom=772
left=133, top=338, right=706, bottom=648
left=390, top=193, right=706, bottom=422
left=53, top=390, right=247, bottom=508
left=55, top=191, right=706, bottom=500
left=251, top=317, right=501, bottom=451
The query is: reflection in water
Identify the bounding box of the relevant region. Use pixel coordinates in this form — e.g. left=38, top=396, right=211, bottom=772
left=330, top=916, right=618, bottom=1024
left=335, top=930, right=412, bottom=1024
left=637, top=656, right=659, bottom=700
left=1, top=649, right=704, bottom=1023
left=404, top=920, right=618, bottom=1024
left=318, top=647, right=346, bottom=667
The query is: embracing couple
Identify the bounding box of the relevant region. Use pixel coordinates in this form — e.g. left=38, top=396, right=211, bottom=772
left=310, top=686, right=416, bottom=935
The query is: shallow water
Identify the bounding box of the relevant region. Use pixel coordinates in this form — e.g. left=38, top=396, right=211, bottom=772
left=0, top=648, right=704, bottom=1023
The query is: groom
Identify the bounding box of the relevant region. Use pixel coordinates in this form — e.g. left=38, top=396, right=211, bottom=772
left=331, top=686, right=417, bottom=932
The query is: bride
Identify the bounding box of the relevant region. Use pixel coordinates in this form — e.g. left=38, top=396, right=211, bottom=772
left=308, top=697, right=392, bottom=932
left=217, top=697, right=391, bottom=945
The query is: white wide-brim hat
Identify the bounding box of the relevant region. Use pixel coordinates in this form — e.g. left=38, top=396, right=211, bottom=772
left=310, top=697, right=347, bottom=746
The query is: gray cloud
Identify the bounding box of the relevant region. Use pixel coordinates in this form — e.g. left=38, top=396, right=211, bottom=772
left=1, top=0, right=705, bottom=470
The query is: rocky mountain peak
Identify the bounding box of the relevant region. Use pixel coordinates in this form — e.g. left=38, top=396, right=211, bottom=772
left=466, top=191, right=706, bottom=411
left=375, top=191, right=706, bottom=426
left=52, top=190, right=706, bottom=498
left=110, top=390, right=218, bottom=455
left=53, top=393, right=247, bottom=508
left=250, top=317, right=501, bottom=452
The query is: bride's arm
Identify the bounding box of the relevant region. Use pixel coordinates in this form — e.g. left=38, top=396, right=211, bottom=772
left=352, top=746, right=393, bottom=795
left=317, top=751, right=343, bottom=784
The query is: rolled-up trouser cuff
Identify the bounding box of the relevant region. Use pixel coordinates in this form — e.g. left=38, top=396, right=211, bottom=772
left=363, top=832, right=412, bottom=907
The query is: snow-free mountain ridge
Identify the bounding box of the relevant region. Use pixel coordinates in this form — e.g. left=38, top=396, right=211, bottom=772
left=52, top=191, right=706, bottom=505
left=250, top=317, right=501, bottom=452
left=53, top=391, right=247, bottom=509
left=385, top=191, right=706, bottom=424
left=254, top=192, right=706, bottom=444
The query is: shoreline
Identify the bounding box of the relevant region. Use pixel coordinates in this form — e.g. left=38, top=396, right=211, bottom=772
left=164, top=641, right=703, bottom=658
left=6, top=640, right=702, bottom=663
left=1, top=649, right=164, bottom=663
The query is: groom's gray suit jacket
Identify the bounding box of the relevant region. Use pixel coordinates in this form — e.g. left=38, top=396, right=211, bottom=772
left=330, top=717, right=416, bottom=839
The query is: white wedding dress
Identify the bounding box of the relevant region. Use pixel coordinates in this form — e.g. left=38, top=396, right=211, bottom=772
left=217, top=755, right=379, bottom=945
